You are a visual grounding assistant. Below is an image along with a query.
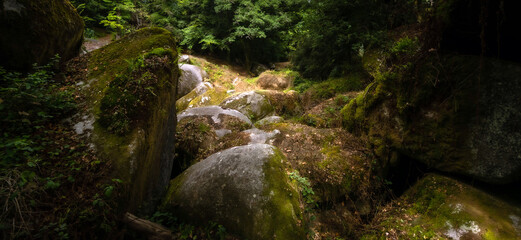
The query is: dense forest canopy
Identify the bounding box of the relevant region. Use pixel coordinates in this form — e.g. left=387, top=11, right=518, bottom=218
left=70, top=0, right=429, bottom=79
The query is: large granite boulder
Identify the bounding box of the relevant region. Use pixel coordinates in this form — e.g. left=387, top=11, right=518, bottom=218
left=0, top=0, right=84, bottom=70
left=363, top=174, right=521, bottom=239
left=344, top=55, right=521, bottom=184
left=175, top=106, right=253, bottom=172
left=73, top=27, right=179, bottom=212
left=259, top=122, right=379, bottom=208
left=163, top=144, right=305, bottom=240
left=341, top=1, right=521, bottom=184
left=178, top=64, right=208, bottom=98
left=220, top=91, right=274, bottom=122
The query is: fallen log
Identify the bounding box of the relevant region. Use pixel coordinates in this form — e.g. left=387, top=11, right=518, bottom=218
left=123, top=212, right=172, bottom=240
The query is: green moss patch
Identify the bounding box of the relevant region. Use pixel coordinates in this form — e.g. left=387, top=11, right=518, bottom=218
left=80, top=27, right=180, bottom=212
left=363, top=174, right=521, bottom=239
left=88, top=27, right=177, bottom=88
left=98, top=48, right=176, bottom=135
left=261, top=147, right=306, bottom=239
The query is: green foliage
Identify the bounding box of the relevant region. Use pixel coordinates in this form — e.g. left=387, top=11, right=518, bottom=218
left=289, top=170, right=317, bottom=208
left=0, top=56, right=75, bottom=167
left=291, top=0, right=423, bottom=80
left=99, top=0, right=135, bottom=35
left=71, top=0, right=135, bottom=34
left=391, top=37, right=420, bottom=55
left=143, top=0, right=306, bottom=69
left=291, top=0, right=389, bottom=80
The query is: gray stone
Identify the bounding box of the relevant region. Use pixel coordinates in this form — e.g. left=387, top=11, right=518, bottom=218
left=242, top=128, right=280, bottom=145
left=163, top=144, right=304, bottom=240
left=177, top=106, right=253, bottom=126
left=179, top=54, right=190, bottom=63
left=220, top=91, right=274, bottom=122
left=178, top=64, right=208, bottom=98
left=256, top=116, right=284, bottom=126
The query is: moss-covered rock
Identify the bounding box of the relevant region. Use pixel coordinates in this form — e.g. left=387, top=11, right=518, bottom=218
left=175, top=82, right=213, bottom=113
left=162, top=144, right=305, bottom=240
left=256, top=116, right=284, bottom=127
left=0, top=0, right=84, bottom=70
left=363, top=174, right=521, bottom=239
left=259, top=90, right=303, bottom=117
left=77, top=27, right=179, bottom=212
left=259, top=122, right=382, bottom=211
left=301, top=93, right=356, bottom=128
left=220, top=91, right=275, bottom=122
left=344, top=54, right=521, bottom=184
left=175, top=106, right=253, bottom=172
left=88, top=27, right=177, bottom=90
left=185, top=86, right=230, bottom=110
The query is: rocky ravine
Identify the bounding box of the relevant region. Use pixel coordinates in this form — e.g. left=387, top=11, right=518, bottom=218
left=163, top=55, right=521, bottom=239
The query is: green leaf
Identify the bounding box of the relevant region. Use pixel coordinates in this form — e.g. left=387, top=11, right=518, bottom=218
left=45, top=180, right=60, bottom=190
left=104, top=185, right=114, bottom=198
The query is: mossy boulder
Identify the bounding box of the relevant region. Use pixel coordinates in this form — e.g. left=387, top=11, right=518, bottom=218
left=363, top=174, right=521, bottom=239
left=259, top=122, right=381, bottom=210
left=220, top=91, right=274, bottom=122
left=183, top=86, right=230, bottom=111
left=88, top=27, right=177, bottom=89
left=0, top=0, right=84, bottom=70
left=78, top=27, right=179, bottom=212
left=162, top=144, right=305, bottom=240
left=345, top=54, right=521, bottom=184
left=175, top=106, right=253, bottom=172
left=175, top=82, right=213, bottom=113
left=259, top=90, right=303, bottom=117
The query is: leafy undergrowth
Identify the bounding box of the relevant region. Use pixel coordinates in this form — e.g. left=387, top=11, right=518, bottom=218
left=0, top=58, right=123, bottom=239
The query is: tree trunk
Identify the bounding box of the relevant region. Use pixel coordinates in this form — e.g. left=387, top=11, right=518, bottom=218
left=241, top=39, right=252, bottom=74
